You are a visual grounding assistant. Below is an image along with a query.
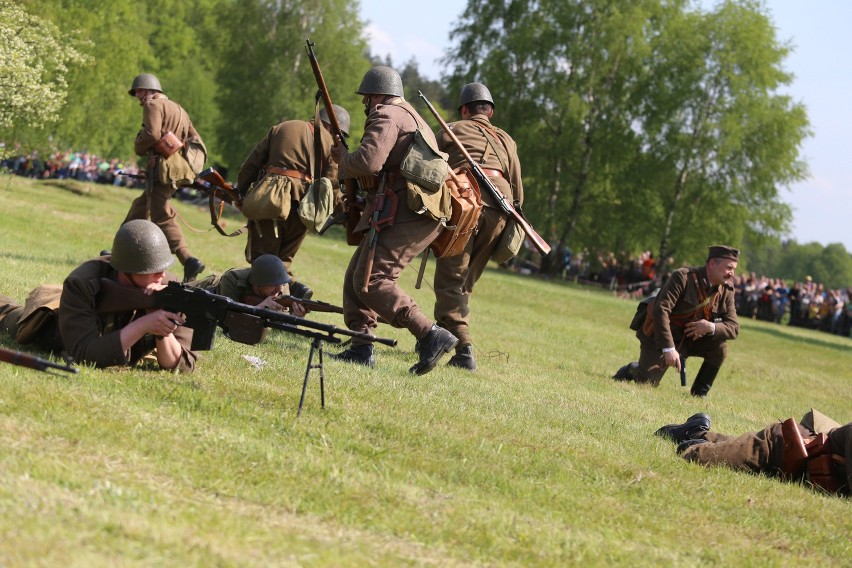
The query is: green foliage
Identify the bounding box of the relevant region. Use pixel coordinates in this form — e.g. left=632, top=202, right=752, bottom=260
left=444, top=0, right=809, bottom=273
left=0, top=1, right=90, bottom=139
left=214, top=0, right=370, bottom=171
left=1, top=175, right=850, bottom=565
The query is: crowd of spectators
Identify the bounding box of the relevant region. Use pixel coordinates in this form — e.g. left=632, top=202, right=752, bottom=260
left=1, top=148, right=144, bottom=188
left=734, top=274, right=851, bottom=337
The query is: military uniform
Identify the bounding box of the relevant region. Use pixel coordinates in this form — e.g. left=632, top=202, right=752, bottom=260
left=636, top=264, right=738, bottom=384
left=681, top=411, right=850, bottom=496
left=0, top=259, right=196, bottom=372
left=338, top=98, right=443, bottom=343
left=123, top=94, right=204, bottom=267
left=237, top=119, right=339, bottom=275
left=433, top=114, right=523, bottom=351
left=193, top=266, right=291, bottom=303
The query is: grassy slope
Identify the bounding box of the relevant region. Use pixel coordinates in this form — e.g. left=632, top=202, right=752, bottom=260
left=0, top=175, right=850, bottom=567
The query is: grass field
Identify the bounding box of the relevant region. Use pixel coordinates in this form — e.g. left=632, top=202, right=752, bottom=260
left=1, top=174, right=850, bottom=567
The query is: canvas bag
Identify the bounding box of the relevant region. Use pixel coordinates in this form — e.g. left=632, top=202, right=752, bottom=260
left=490, top=219, right=525, bottom=264
left=397, top=106, right=452, bottom=221
left=241, top=172, right=293, bottom=221
left=182, top=136, right=207, bottom=175
left=298, top=106, right=336, bottom=233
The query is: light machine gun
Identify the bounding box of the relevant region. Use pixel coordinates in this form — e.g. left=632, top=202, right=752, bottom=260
left=97, top=280, right=397, bottom=414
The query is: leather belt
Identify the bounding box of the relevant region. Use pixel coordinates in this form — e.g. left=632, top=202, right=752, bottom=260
left=266, top=167, right=312, bottom=183
left=479, top=167, right=505, bottom=179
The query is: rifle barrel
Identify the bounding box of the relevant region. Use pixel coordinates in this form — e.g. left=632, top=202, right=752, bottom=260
left=0, top=347, right=78, bottom=374
left=417, top=91, right=551, bottom=256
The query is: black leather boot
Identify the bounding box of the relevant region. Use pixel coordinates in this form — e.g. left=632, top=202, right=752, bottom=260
left=183, top=257, right=205, bottom=283
left=655, top=413, right=711, bottom=444
left=612, top=362, right=635, bottom=381
left=677, top=438, right=708, bottom=455
left=328, top=344, right=375, bottom=367
left=447, top=344, right=476, bottom=370
left=409, top=325, right=458, bottom=375
left=690, top=362, right=721, bottom=397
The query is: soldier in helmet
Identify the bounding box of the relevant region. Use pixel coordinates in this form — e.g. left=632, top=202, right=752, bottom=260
left=432, top=82, right=525, bottom=371
left=0, top=220, right=197, bottom=372
left=236, top=104, right=351, bottom=300
left=189, top=254, right=306, bottom=316
left=124, top=73, right=208, bottom=283
left=329, top=66, right=458, bottom=374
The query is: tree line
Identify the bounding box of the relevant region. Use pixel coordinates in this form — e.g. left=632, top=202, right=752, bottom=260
left=3, top=0, right=851, bottom=285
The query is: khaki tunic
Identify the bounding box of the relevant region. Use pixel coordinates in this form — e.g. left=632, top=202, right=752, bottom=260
left=635, top=265, right=738, bottom=385
left=685, top=418, right=851, bottom=495
left=433, top=115, right=524, bottom=345
left=58, top=259, right=197, bottom=372
left=237, top=120, right=339, bottom=275
left=124, top=94, right=204, bottom=264
left=338, top=99, right=442, bottom=342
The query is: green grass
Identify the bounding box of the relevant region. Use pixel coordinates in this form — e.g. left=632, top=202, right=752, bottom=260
left=1, top=174, right=850, bottom=566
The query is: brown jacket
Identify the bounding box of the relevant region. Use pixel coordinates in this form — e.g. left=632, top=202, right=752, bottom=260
left=134, top=94, right=203, bottom=156
left=340, top=98, right=438, bottom=230
left=237, top=119, right=339, bottom=202
left=436, top=114, right=523, bottom=209
left=58, top=259, right=197, bottom=372
left=651, top=265, right=739, bottom=350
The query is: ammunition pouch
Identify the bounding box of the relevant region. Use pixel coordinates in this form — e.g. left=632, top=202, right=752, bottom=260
left=780, top=417, right=845, bottom=493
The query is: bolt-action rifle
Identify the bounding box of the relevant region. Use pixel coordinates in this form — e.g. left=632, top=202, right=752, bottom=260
left=418, top=91, right=551, bottom=256
left=240, top=293, right=344, bottom=315
left=305, top=38, right=363, bottom=244
left=0, top=346, right=78, bottom=375
left=96, top=279, right=396, bottom=351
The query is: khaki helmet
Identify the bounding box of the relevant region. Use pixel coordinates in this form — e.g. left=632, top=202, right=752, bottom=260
left=459, top=82, right=494, bottom=111
left=319, top=104, right=351, bottom=136
left=249, top=254, right=291, bottom=287
left=110, top=220, right=174, bottom=274
left=356, top=66, right=404, bottom=97
left=128, top=73, right=163, bottom=97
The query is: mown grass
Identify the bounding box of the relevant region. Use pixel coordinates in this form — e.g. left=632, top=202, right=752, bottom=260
left=1, top=173, right=850, bottom=567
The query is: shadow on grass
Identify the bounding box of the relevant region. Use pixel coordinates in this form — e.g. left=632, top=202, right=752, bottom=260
left=747, top=324, right=851, bottom=353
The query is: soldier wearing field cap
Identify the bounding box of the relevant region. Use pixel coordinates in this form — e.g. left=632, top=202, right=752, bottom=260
left=612, top=245, right=740, bottom=397
left=432, top=82, right=524, bottom=371
left=236, top=105, right=349, bottom=300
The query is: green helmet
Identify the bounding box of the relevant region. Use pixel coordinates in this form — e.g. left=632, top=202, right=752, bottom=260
left=319, top=104, right=351, bottom=136
left=128, top=73, right=163, bottom=97
left=356, top=66, right=404, bottom=97
left=109, top=220, right=174, bottom=274
left=458, top=82, right=494, bottom=111
left=249, top=255, right=290, bottom=287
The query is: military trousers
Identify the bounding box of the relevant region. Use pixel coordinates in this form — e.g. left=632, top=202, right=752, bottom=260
left=634, top=333, right=728, bottom=386
left=123, top=182, right=191, bottom=264
left=245, top=213, right=308, bottom=278
left=433, top=206, right=507, bottom=346
left=343, top=216, right=442, bottom=345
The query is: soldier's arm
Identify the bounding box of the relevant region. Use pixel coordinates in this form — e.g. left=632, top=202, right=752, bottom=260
left=653, top=270, right=687, bottom=350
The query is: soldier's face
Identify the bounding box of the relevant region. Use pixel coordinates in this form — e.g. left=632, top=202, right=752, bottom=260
left=254, top=284, right=284, bottom=298
left=125, top=271, right=165, bottom=290
left=708, top=258, right=737, bottom=286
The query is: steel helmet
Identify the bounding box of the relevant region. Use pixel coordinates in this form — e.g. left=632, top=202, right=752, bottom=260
left=249, top=255, right=291, bottom=287
left=109, top=220, right=174, bottom=274
left=458, top=82, right=494, bottom=111
left=319, top=104, right=351, bottom=136
left=356, top=66, right=404, bottom=97
left=128, top=73, right=163, bottom=97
